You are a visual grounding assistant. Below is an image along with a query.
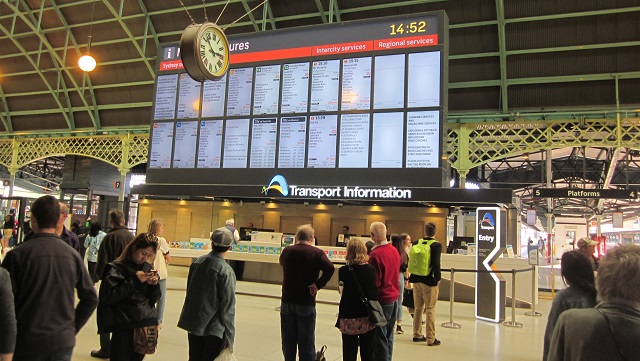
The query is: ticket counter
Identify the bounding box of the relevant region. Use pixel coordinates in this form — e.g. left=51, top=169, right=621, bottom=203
left=170, top=243, right=536, bottom=307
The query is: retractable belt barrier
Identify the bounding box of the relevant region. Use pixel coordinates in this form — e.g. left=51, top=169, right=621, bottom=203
left=438, top=266, right=537, bottom=329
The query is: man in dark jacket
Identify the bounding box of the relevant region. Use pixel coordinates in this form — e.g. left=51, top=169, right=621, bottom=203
left=91, top=209, right=134, bottom=359
left=2, top=195, right=98, bottom=361
left=59, top=202, right=81, bottom=254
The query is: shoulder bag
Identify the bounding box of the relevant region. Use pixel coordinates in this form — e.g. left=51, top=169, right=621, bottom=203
left=133, top=324, right=159, bottom=354
left=597, top=308, right=626, bottom=361
left=348, top=266, right=387, bottom=327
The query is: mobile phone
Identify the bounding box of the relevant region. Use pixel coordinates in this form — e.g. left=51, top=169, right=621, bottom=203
left=148, top=270, right=158, bottom=276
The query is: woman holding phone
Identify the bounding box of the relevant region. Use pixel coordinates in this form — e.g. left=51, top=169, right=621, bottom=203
left=97, top=233, right=161, bottom=361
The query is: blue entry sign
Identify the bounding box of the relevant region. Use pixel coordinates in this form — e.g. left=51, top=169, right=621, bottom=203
left=475, top=207, right=506, bottom=323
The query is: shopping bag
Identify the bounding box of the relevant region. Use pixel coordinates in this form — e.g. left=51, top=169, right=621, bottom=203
left=214, top=347, right=238, bottom=361
left=402, top=288, right=414, bottom=308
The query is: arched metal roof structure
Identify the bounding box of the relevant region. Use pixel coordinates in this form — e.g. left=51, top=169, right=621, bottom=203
left=0, top=0, right=639, bottom=219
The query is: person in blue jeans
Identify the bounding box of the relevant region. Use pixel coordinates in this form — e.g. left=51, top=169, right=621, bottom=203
left=279, top=224, right=335, bottom=361
left=369, top=222, right=401, bottom=361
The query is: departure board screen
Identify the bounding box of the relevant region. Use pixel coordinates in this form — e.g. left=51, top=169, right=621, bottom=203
left=153, top=74, right=178, bottom=120
left=148, top=11, right=448, bottom=190
left=372, top=112, right=404, bottom=168
left=226, top=68, right=253, bottom=116
left=308, top=115, right=337, bottom=168
left=278, top=116, right=307, bottom=168
left=149, top=122, right=174, bottom=168
left=172, top=121, right=198, bottom=168
left=223, top=118, right=250, bottom=168
left=201, top=75, right=227, bottom=118
left=249, top=118, right=277, bottom=168
left=253, top=65, right=281, bottom=115
left=310, top=60, right=340, bottom=112
left=281, top=62, right=310, bottom=114
left=197, top=120, right=223, bottom=168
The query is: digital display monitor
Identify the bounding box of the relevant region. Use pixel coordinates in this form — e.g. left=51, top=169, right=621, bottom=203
left=153, top=74, right=178, bottom=120
left=172, top=121, right=198, bottom=168
left=147, top=11, right=449, bottom=195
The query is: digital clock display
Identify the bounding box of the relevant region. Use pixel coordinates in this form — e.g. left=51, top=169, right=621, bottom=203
left=390, top=21, right=427, bottom=35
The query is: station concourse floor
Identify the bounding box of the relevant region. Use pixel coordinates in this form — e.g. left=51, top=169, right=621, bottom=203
left=72, top=265, right=552, bottom=361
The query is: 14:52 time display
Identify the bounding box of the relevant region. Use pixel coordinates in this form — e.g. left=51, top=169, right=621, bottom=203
left=389, top=21, right=427, bottom=35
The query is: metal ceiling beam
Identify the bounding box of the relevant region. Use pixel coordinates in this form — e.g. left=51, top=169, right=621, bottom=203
left=7, top=102, right=152, bottom=117
left=495, top=0, right=508, bottom=113
left=47, top=0, right=101, bottom=129
left=0, top=23, right=72, bottom=127
left=1, top=2, right=638, bottom=41
left=137, top=0, right=160, bottom=52
left=19, top=0, right=77, bottom=130
left=8, top=80, right=154, bottom=97
left=240, top=0, right=261, bottom=31
left=329, top=0, right=341, bottom=23
left=314, top=0, right=328, bottom=23
left=504, top=6, right=640, bottom=24
left=265, top=0, right=276, bottom=30
left=99, top=0, right=154, bottom=78
left=2, top=1, right=98, bottom=130
left=0, top=87, right=12, bottom=132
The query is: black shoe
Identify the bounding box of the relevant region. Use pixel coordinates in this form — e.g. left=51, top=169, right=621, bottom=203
left=90, top=350, right=109, bottom=359
left=427, top=339, right=441, bottom=346
left=396, top=325, right=404, bottom=334
left=413, top=336, right=426, bottom=342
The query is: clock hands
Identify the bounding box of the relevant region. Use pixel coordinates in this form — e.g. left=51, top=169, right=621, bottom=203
left=205, top=38, right=225, bottom=60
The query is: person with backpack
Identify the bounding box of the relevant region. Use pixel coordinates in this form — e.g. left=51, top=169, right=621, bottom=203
left=408, top=222, right=442, bottom=346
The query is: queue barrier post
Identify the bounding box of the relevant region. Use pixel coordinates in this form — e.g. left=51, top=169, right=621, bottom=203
left=524, top=266, right=542, bottom=317
left=503, top=268, right=524, bottom=328
left=441, top=268, right=461, bottom=329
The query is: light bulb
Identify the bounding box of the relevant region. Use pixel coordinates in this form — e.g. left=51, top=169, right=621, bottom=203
left=78, top=54, right=96, bottom=72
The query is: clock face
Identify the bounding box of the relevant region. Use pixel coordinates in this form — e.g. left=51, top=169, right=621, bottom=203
left=198, top=27, right=229, bottom=78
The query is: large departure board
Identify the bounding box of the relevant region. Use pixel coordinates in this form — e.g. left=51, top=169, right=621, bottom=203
left=148, top=11, right=449, bottom=190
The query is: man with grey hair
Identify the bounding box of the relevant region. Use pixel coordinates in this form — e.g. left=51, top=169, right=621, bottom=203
left=279, top=224, right=335, bottom=361
left=547, top=244, right=640, bottom=361
left=224, top=218, right=240, bottom=244
left=368, top=222, right=400, bottom=361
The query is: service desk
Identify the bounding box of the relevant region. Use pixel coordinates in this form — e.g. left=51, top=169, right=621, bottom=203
left=171, top=248, right=537, bottom=307
left=170, top=246, right=346, bottom=290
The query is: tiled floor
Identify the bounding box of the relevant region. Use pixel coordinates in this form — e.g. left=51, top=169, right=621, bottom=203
left=72, top=265, right=551, bottom=360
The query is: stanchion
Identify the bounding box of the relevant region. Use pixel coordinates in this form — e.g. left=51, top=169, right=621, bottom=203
left=441, top=268, right=461, bottom=329
left=503, top=269, right=523, bottom=327
left=525, top=266, right=542, bottom=317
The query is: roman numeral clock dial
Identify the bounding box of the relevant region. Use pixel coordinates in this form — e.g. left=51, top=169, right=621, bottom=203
left=180, top=22, right=230, bottom=82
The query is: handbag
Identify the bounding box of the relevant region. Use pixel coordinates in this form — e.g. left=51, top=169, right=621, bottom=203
left=348, top=266, right=388, bottom=327
left=315, top=345, right=327, bottom=361
left=132, top=324, right=159, bottom=354
left=402, top=288, right=414, bottom=308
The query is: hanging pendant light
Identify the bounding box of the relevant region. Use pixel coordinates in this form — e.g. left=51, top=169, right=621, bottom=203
left=78, top=35, right=96, bottom=72
left=79, top=0, right=97, bottom=72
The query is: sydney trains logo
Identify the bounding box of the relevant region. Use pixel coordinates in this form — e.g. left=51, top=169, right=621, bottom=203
left=262, top=175, right=289, bottom=196
left=480, top=212, right=495, bottom=230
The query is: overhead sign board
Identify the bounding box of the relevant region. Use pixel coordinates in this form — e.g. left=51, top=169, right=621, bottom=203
left=533, top=188, right=637, bottom=199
